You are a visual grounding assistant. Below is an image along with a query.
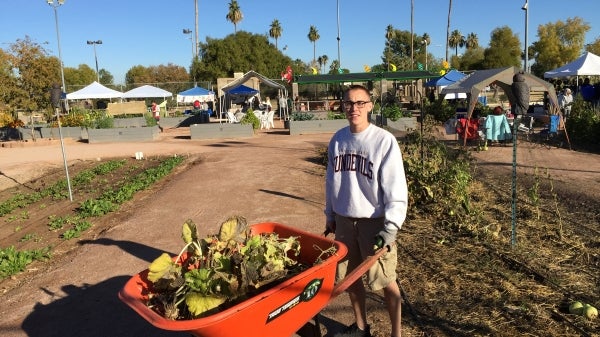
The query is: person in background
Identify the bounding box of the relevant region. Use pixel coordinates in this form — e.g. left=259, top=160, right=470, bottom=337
left=151, top=101, right=163, bottom=132
left=580, top=77, right=595, bottom=103
left=558, top=88, right=573, bottom=121
left=325, top=84, right=407, bottom=337
left=278, top=95, right=287, bottom=119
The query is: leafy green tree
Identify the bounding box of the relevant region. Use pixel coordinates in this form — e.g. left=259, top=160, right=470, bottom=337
left=308, top=25, right=320, bottom=65
left=195, top=31, right=295, bottom=83
left=529, top=17, right=590, bottom=77
left=99, top=69, right=114, bottom=85
left=2, top=36, right=59, bottom=118
left=269, top=19, right=282, bottom=49
left=585, top=36, right=600, bottom=55
left=482, top=26, right=521, bottom=69
left=380, top=28, right=416, bottom=71
left=456, top=46, right=484, bottom=71
left=226, top=0, right=243, bottom=33
left=0, top=48, right=18, bottom=114
left=125, top=63, right=188, bottom=86
left=64, top=64, right=97, bottom=89
left=449, top=29, right=465, bottom=56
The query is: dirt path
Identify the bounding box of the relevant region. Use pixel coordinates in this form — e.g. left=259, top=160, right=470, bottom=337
left=0, top=127, right=347, bottom=337
left=0, top=126, right=599, bottom=337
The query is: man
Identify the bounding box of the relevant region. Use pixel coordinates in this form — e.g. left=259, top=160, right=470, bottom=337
left=558, top=88, right=573, bottom=120
left=325, top=85, right=408, bottom=337
left=151, top=101, right=163, bottom=132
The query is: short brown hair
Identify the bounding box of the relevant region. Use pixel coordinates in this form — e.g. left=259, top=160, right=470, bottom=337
left=344, top=84, right=370, bottom=99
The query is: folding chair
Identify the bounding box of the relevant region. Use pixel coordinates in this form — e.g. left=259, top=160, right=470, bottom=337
left=517, top=116, right=534, bottom=140
left=266, top=110, right=275, bottom=129
left=226, top=111, right=238, bottom=123
left=260, top=110, right=275, bottom=130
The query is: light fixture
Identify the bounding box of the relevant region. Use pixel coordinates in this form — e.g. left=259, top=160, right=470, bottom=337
left=86, top=40, right=102, bottom=82
left=183, top=28, right=194, bottom=59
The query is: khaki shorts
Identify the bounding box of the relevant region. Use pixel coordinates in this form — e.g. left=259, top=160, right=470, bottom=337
left=334, top=215, right=398, bottom=291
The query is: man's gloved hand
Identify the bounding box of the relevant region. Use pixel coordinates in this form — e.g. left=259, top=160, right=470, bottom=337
left=324, top=220, right=336, bottom=236
left=374, top=226, right=397, bottom=249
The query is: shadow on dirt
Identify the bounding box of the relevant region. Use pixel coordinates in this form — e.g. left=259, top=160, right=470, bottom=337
left=21, top=239, right=184, bottom=337
left=21, top=276, right=188, bottom=337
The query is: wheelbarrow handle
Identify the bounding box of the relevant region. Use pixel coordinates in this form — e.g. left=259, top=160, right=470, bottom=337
left=330, top=246, right=389, bottom=299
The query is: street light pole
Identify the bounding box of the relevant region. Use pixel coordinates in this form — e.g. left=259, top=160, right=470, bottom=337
left=194, top=0, right=199, bottom=58
left=47, top=1, right=73, bottom=201
left=522, top=0, right=529, bottom=72
left=422, top=39, right=429, bottom=70
left=183, top=29, right=194, bottom=60
left=336, top=0, right=341, bottom=72
left=47, top=0, right=67, bottom=96
left=86, top=40, right=102, bottom=82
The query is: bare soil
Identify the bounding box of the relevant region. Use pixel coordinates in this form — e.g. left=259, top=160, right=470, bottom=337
left=0, top=124, right=599, bottom=337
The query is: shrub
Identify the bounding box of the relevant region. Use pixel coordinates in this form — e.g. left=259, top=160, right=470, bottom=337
left=240, top=109, right=260, bottom=130
left=566, top=97, right=600, bottom=152
left=382, top=104, right=403, bottom=121
left=291, top=112, right=315, bottom=121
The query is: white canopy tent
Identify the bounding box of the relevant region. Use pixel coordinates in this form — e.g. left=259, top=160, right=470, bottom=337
left=66, top=81, right=123, bottom=100
left=122, top=85, right=172, bottom=99
left=544, top=52, right=600, bottom=79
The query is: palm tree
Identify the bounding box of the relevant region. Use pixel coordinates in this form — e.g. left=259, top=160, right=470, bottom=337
left=410, top=0, right=414, bottom=69
left=385, top=25, right=395, bottom=71
left=269, top=19, right=282, bottom=49
left=226, top=0, right=243, bottom=33
left=321, top=55, right=328, bottom=73
left=317, top=56, right=324, bottom=73
left=421, top=33, right=430, bottom=69
left=329, top=60, right=340, bottom=74
left=446, top=0, right=452, bottom=62
left=449, top=29, right=465, bottom=56
left=307, top=25, right=320, bottom=64
left=465, top=32, right=479, bottom=50
left=317, top=55, right=329, bottom=74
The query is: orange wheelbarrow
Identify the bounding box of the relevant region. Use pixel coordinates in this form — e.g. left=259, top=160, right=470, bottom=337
left=118, top=222, right=386, bottom=337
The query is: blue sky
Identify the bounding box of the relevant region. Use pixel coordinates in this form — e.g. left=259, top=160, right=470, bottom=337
left=2, top=0, right=599, bottom=85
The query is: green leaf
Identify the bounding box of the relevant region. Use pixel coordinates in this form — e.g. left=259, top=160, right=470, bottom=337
left=185, top=292, right=226, bottom=317
left=147, top=253, right=174, bottom=283
left=218, top=216, right=248, bottom=242
left=182, top=219, right=198, bottom=244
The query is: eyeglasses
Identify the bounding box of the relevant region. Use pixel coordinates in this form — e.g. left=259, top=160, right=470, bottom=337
left=342, top=100, right=371, bottom=109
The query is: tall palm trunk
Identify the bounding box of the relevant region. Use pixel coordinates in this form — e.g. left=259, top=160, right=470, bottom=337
left=446, top=0, right=452, bottom=62
left=411, top=0, right=414, bottom=69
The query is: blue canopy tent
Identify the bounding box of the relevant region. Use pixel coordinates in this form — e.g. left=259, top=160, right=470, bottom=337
left=425, top=69, right=466, bottom=87
left=177, top=86, right=215, bottom=104
left=223, top=84, right=259, bottom=95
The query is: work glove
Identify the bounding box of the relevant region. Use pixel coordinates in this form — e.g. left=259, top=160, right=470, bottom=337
left=374, top=226, right=397, bottom=250
left=324, top=220, right=336, bottom=236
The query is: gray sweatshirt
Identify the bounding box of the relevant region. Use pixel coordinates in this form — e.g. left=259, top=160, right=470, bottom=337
left=325, top=124, right=408, bottom=231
